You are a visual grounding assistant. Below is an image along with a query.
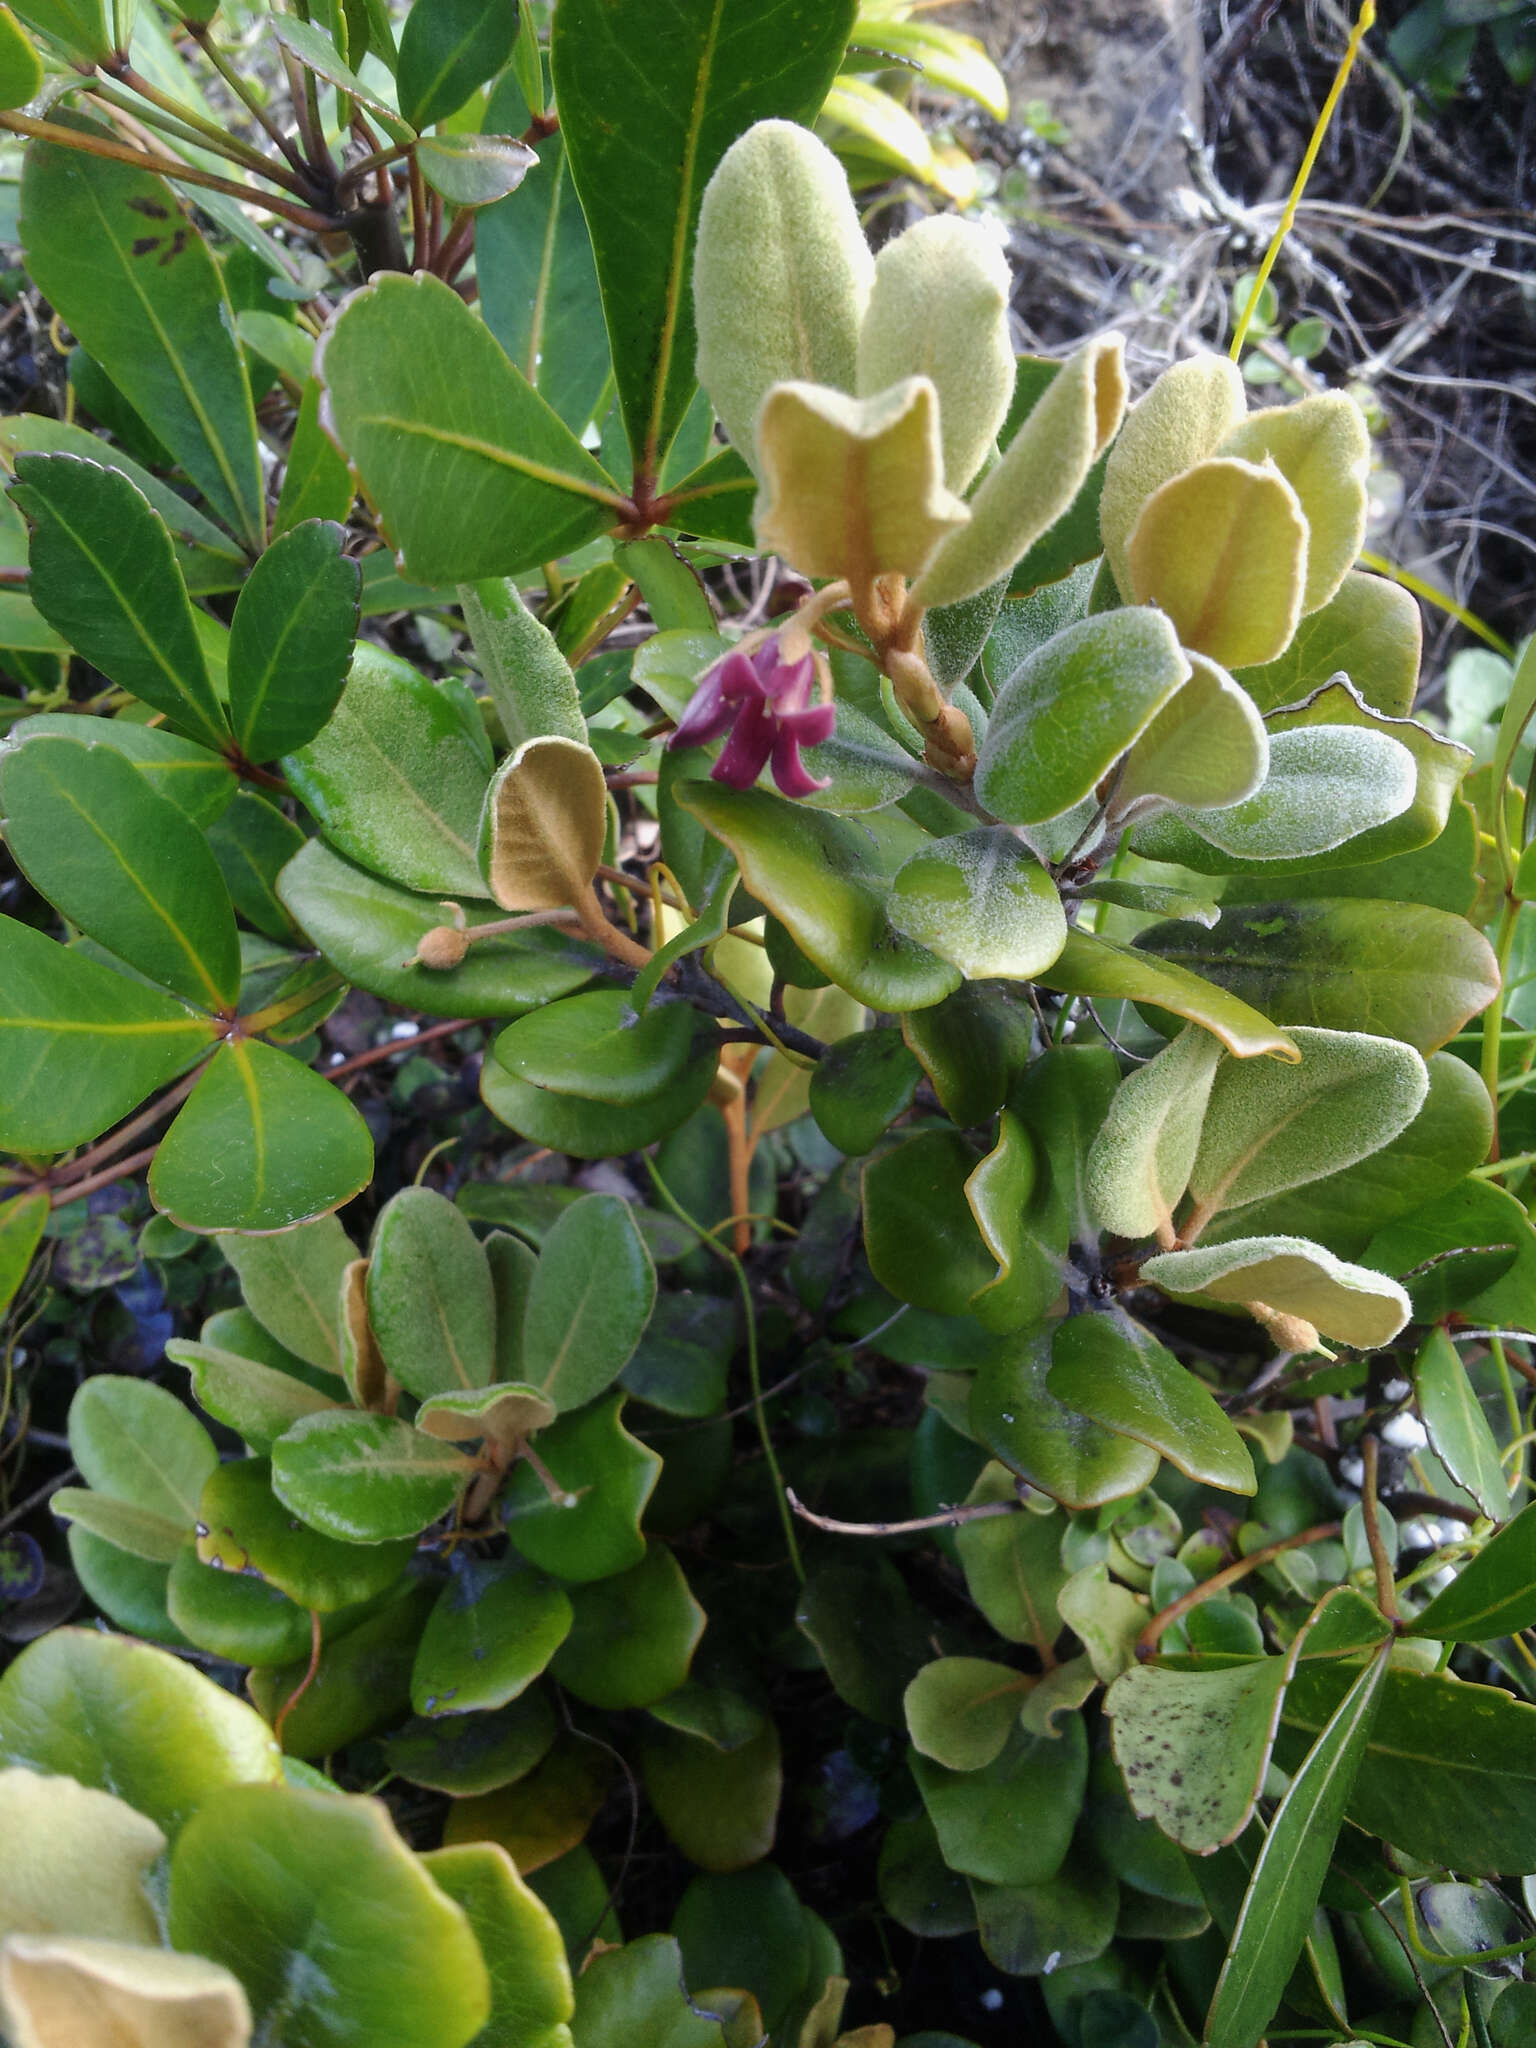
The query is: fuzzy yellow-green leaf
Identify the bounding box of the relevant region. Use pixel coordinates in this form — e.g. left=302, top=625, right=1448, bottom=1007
left=1220, top=391, right=1369, bottom=615
left=481, top=735, right=607, bottom=912
left=754, top=376, right=969, bottom=581
left=912, top=335, right=1126, bottom=609
left=0, top=1772, right=164, bottom=1949
left=1142, top=1235, right=1411, bottom=1349
left=1126, top=455, right=1307, bottom=670
left=856, top=216, right=1014, bottom=493
left=694, top=120, right=874, bottom=473
left=1086, top=1025, right=1221, bottom=1241
left=0, top=1937, right=251, bottom=2048
left=1111, top=653, right=1268, bottom=819
left=1099, top=352, right=1247, bottom=599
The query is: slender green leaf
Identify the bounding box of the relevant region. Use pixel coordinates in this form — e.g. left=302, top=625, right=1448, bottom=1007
left=227, top=520, right=360, bottom=761
left=521, top=1194, right=656, bottom=1411
left=275, top=381, right=355, bottom=536
left=1407, top=1500, right=1536, bottom=1641
left=4, top=712, right=235, bottom=827
left=397, top=0, right=519, bottom=129
left=1413, top=1326, right=1509, bottom=1519
left=368, top=1185, right=496, bottom=1399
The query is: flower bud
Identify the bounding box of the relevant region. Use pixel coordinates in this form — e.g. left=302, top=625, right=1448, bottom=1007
left=413, top=923, right=471, bottom=971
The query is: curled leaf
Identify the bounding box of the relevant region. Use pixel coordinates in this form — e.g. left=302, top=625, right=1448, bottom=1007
left=480, top=735, right=607, bottom=912
left=1099, top=351, right=1247, bottom=600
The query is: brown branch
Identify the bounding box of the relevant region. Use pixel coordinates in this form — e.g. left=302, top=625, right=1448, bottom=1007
left=325, top=1016, right=472, bottom=1079
left=49, top=1144, right=159, bottom=1209
left=785, top=1486, right=1026, bottom=1537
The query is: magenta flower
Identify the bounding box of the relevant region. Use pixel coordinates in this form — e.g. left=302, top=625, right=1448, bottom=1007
left=668, top=640, right=834, bottom=798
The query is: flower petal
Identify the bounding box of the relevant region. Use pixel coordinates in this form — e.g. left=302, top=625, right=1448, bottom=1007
left=712, top=696, right=776, bottom=789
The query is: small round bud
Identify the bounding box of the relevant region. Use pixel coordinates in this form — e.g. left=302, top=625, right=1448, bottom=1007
left=413, top=924, right=471, bottom=971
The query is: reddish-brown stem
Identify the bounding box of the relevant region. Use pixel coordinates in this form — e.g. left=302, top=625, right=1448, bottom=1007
left=325, top=1017, right=473, bottom=1079
left=408, top=148, right=428, bottom=270
left=46, top=1070, right=203, bottom=1190
left=49, top=1144, right=160, bottom=1210
left=433, top=209, right=475, bottom=283
left=273, top=1609, right=324, bottom=1746
left=1137, top=1521, right=1344, bottom=1659
left=1361, top=1435, right=1401, bottom=1623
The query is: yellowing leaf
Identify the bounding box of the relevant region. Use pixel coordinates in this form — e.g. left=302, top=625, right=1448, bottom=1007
left=1126, top=455, right=1307, bottom=670
left=1110, top=653, right=1268, bottom=819
left=1221, top=391, right=1369, bottom=614
left=0, top=1936, right=251, bottom=2048
left=481, top=735, right=607, bottom=912
left=913, top=335, right=1126, bottom=609
left=1142, top=1235, right=1411, bottom=1349
left=857, top=216, right=1014, bottom=493
left=754, top=376, right=968, bottom=581
left=1099, top=352, right=1247, bottom=600
left=694, top=121, right=873, bottom=473
left=1086, top=1025, right=1220, bottom=1240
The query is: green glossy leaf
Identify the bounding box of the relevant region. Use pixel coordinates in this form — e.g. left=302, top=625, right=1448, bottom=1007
left=1086, top=1024, right=1221, bottom=1239
left=905, top=1657, right=1031, bottom=1772
left=0, top=913, right=213, bottom=1151
left=0, top=411, right=244, bottom=565
left=1047, top=1311, right=1255, bottom=1494
left=495, top=989, right=705, bottom=1107
left=0, top=735, right=240, bottom=1009
left=317, top=272, right=624, bottom=585
left=963, top=1108, right=1067, bottom=1335
left=878, top=1809, right=977, bottom=1940
left=1039, top=930, right=1297, bottom=1061
left=520, top=1193, right=657, bottom=1412
left=278, top=839, right=599, bottom=1021
left=195, top=1455, right=414, bottom=1610
left=971, top=1844, right=1119, bottom=1978
left=954, top=1467, right=1068, bottom=1655
left=207, top=791, right=305, bottom=942
left=1105, top=1656, right=1290, bottom=1854
left=641, top=1719, right=782, bottom=1875
left=65, top=1373, right=212, bottom=1538
left=482, top=1047, right=715, bottom=1157
left=970, top=1336, right=1159, bottom=1510
left=383, top=1689, right=559, bottom=1796
left=420, top=1841, right=575, bottom=2048
left=275, top=379, right=355, bottom=536
left=284, top=644, right=492, bottom=897
left=795, top=1555, right=933, bottom=1727
left=64, top=1526, right=185, bottom=1646
left=0, top=5, right=43, bottom=101
left=887, top=828, right=1067, bottom=981
left=621, top=1290, right=735, bottom=1417
left=19, top=143, right=263, bottom=548
left=249, top=1579, right=438, bottom=1758
left=0, top=1187, right=46, bottom=1318
left=1212, top=1638, right=1392, bottom=2048
left=168, top=1784, right=490, bottom=2047
left=1236, top=565, right=1423, bottom=716
left=1406, top=1500, right=1536, bottom=1642
left=901, top=982, right=1035, bottom=1129
left=1188, top=1026, right=1428, bottom=1225
left=863, top=1130, right=995, bottom=1317
left=975, top=610, right=1190, bottom=826
left=808, top=1026, right=921, bottom=1155
left=549, top=1542, right=704, bottom=1710
left=397, top=0, right=519, bottom=128
left=551, top=0, right=857, bottom=475
left=10, top=454, right=227, bottom=750
left=504, top=1394, right=659, bottom=1583
left=1134, top=898, right=1500, bottom=1054
left=413, top=1557, right=573, bottom=1717
left=368, top=1185, right=496, bottom=1399
left=478, top=73, right=609, bottom=435
left=217, top=1214, right=353, bottom=1380
left=2, top=713, right=234, bottom=827
left=572, top=1935, right=733, bottom=2048
left=1145, top=1235, right=1411, bottom=1349
left=165, top=1541, right=321, bottom=1668
left=676, top=783, right=956, bottom=1011
left=150, top=1039, right=374, bottom=1233
left=227, top=519, right=359, bottom=761
left=1364, top=1175, right=1530, bottom=1321
left=441, top=1731, right=610, bottom=1873
left=912, top=1714, right=1087, bottom=1887
left=671, top=1867, right=817, bottom=2042
left=1412, top=1327, right=1509, bottom=1519
left=271, top=1410, right=474, bottom=1542
left=0, top=1627, right=281, bottom=1836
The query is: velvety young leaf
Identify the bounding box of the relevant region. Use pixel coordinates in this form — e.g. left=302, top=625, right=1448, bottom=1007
left=168, top=1785, right=490, bottom=2048
left=396, top=0, right=520, bottom=128
left=19, top=143, right=264, bottom=549
left=50, top=1487, right=185, bottom=1564
left=1110, top=653, right=1268, bottom=818
left=1204, top=1641, right=1390, bottom=2048
left=1186, top=1026, right=1429, bottom=1226
left=0, top=1627, right=280, bottom=1837
left=1105, top=1657, right=1290, bottom=1854
left=150, top=1040, right=374, bottom=1234
left=481, top=734, right=608, bottom=913
left=504, top=1393, right=659, bottom=1583
left=68, top=1373, right=215, bottom=1531
left=318, top=272, right=625, bottom=585
left=551, top=0, right=858, bottom=473
left=368, top=1185, right=496, bottom=1400
left=1126, top=455, right=1306, bottom=671
left=271, top=1410, right=474, bottom=1543
left=886, top=828, right=1067, bottom=982
left=1133, top=899, right=1499, bottom=1055
left=278, top=841, right=600, bottom=1021
left=415, top=1383, right=557, bottom=1457
left=412, top=1557, right=573, bottom=1717
left=1406, top=1500, right=1536, bottom=1642
left=227, top=519, right=360, bottom=761
left=1412, top=1327, right=1509, bottom=1520
left=520, top=1193, right=656, bottom=1412
left=0, top=912, right=214, bottom=1152
left=1179, top=727, right=1417, bottom=862
left=693, top=119, right=872, bottom=473
left=0, top=1936, right=249, bottom=2048
left=217, top=1214, right=354, bottom=1381
left=1142, top=1236, right=1411, bottom=1350
left=970, top=1335, right=1159, bottom=1510
left=459, top=576, right=585, bottom=751
left=284, top=645, right=493, bottom=898
left=0, top=1765, right=165, bottom=1947
left=1219, top=391, right=1370, bottom=615
left=975, top=608, right=1190, bottom=826
left=0, top=735, right=240, bottom=1010
left=417, top=132, right=539, bottom=209
left=1047, top=1310, right=1255, bottom=1494
left=10, top=454, right=227, bottom=751
left=195, top=1456, right=414, bottom=1611
left=1098, top=352, right=1247, bottom=599
left=1086, top=1023, right=1221, bottom=1240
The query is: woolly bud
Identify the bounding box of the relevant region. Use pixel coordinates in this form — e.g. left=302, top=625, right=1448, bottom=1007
left=693, top=120, right=874, bottom=472
left=857, top=215, right=1015, bottom=493
left=412, top=923, right=471, bottom=971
